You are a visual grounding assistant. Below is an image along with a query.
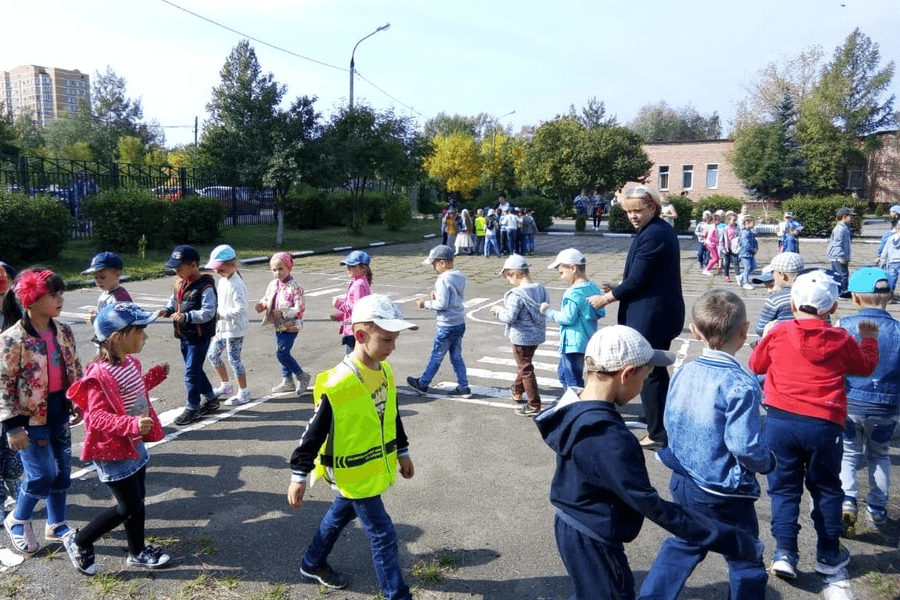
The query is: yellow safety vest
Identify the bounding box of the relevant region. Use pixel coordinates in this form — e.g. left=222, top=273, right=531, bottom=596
left=311, top=360, right=399, bottom=499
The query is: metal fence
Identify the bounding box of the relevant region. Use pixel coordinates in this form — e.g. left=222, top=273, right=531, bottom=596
left=0, top=156, right=278, bottom=237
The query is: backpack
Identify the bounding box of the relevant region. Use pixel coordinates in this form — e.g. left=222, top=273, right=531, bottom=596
left=729, top=230, right=740, bottom=254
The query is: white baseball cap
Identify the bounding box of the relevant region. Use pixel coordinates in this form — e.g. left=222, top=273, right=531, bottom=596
left=499, top=254, right=529, bottom=275
left=791, top=270, right=839, bottom=315
left=548, top=248, right=586, bottom=269
left=585, top=326, right=675, bottom=373
left=351, top=294, right=418, bottom=332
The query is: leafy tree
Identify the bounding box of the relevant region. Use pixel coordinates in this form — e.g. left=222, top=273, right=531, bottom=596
left=423, top=112, right=493, bottom=140
left=91, top=66, right=164, bottom=158
left=10, top=114, right=45, bottom=157
left=628, top=101, right=721, bottom=142
left=42, top=102, right=97, bottom=159
left=480, top=133, right=524, bottom=194
left=565, top=96, right=618, bottom=128
left=424, top=133, right=482, bottom=198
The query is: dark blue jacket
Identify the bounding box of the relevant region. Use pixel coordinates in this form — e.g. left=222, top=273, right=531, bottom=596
left=613, top=215, right=685, bottom=349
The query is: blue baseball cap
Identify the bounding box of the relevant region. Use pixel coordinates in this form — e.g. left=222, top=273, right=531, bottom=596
left=205, top=244, right=237, bottom=269
left=83, top=251, right=124, bottom=274
left=340, top=250, right=371, bottom=266
left=93, top=302, right=159, bottom=342
left=165, top=245, right=201, bottom=268
left=848, top=267, right=891, bottom=294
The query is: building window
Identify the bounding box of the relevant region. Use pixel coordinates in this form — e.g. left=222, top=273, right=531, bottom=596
left=847, top=167, right=864, bottom=190
left=658, top=165, right=669, bottom=190
left=682, top=165, right=693, bottom=190
left=706, top=164, right=719, bottom=189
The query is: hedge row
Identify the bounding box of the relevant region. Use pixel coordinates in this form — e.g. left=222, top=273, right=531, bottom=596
left=782, top=195, right=866, bottom=238
left=0, top=190, right=71, bottom=264
left=281, top=189, right=411, bottom=231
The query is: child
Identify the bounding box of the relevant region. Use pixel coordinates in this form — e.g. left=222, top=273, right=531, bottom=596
left=639, top=290, right=775, bottom=599
left=521, top=209, right=537, bottom=256
left=287, top=294, right=417, bottom=598
left=828, top=207, right=856, bottom=294
left=781, top=214, right=803, bottom=254
left=64, top=302, right=171, bottom=575
left=738, top=214, right=758, bottom=290
left=754, top=252, right=804, bottom=337
left=490, top=255, right=550, bottom=416
left=255, top=252, right=310, bottom=395
left=484, top=209, right=501, bottom=257
left=0, top=261, right=24, bottom=509
left=539, top=248, right=604, bottom=390
left=719, top=212, right=739, bottom=283
left=156, top=245, right=219, bottom=426
left=454, top=209, right=473, bottom=256
left=205, top=245, right=251, bottom=406
left=749, top=270, right=879, bottom=579
left=534, top=325, right=762, bottom=600
left=407, top=245, right=470, bottom=397
left=694, top=210, right=712, bottom=269
left=331, top=250, right=372, bottom=354
left=442, top=210, right=458, bottom=248
left=838, top=267, right=900, bottom=534
left=82, top=251, right=132, bottom=323
left=701, top=212, right=721, bottom=276
left=473, top=209, right=486, bottom=257
left=0, top=268, right=83, bottom=556
left=878, top=219, right=900, bottom=294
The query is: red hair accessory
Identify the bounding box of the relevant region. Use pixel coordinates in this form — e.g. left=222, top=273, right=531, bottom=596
left=273, top=252, right=293, bottom=271
left=14, top=270, right=53, bottom=308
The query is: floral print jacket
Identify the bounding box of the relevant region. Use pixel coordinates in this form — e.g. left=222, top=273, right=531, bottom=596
left=0, top=319, right=83, bottom=426
left=259, top=276, right=305, bottom=333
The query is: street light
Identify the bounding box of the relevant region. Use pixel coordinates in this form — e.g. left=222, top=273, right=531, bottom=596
left=349, top=23, right=390, bottom=108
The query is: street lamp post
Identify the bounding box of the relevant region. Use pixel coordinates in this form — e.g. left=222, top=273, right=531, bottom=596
left=349, top=23, right=390, bottom=108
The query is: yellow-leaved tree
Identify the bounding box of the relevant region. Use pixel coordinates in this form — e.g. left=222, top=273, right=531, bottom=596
left=424, top=133, right=483, bottom=198
left=481, top=133, right=524, bottom=193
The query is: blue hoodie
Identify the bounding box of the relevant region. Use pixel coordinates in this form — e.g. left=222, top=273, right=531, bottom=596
left=545, top=281, right=604, bottom=354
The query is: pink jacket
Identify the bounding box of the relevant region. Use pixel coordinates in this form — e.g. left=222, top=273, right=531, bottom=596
left=333, top=276, right=372, bottom=337
left=66, top=357, right=166, bottom=462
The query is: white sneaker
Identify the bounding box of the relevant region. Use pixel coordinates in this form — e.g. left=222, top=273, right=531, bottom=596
left=224, top=389, right=252, bottom=406
left=742, top=283, right=754, bottom=290
left=702, top=270, right=713, bottom=277
left=211, top=382, right=234, bottom=398
left=271, top=379, right=294, bottom=393
left=295, top=372, right=312, bottom=394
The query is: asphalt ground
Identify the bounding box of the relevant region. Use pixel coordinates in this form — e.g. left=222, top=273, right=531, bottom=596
left=3, top=222, right=899, bottom=599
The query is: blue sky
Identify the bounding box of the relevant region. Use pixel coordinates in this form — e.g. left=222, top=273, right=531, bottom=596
left=4, top=0, right=897, bottom=147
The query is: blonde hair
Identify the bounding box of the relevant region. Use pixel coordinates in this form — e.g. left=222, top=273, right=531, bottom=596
left=853, top=291, right=891, bottom=308
left=692, top=289, right=746, bottom=350
left=625, top=186, right=662, bottom=216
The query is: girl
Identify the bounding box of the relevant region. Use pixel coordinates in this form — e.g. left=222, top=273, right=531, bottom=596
left=330, top=250, right=372, bottom=353
left=255, top=252, right=309, bottom=395
left=64, top=302, right=171, bottom=575
left=0, top=261, right=23, bottom=332
left=205, top=245, right=251, bottom=406
left=455, top=209, right=473, bottom=255
left=0, top=268, right=82, bottom=556
left=702, top=213, right=721, bottom=276
left=719, top=212, right=740, bottom=283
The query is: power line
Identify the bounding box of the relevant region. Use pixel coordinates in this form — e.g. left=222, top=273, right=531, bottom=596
left=355, top=71, right=425, bottom=118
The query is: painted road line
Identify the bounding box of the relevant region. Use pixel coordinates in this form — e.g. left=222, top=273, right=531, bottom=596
left=305, top=286, right=347, bottom=297
left=465, top=367, right=562, bottom=389
left=463, top=297, right=490, bottom=308
left=477, top=355, right=559, bottom=373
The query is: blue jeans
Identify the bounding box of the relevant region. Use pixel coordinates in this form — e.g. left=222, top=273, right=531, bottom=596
left=275, top=330, right=305, bottom=379
left=419, top=323, right=468, bottom=388
left=739, top=257, right=755, bottom=286
left=303, top=494, right=411, bottom=600
left=831, top=259, right=850, bottom=295
left=696, top=242, right=708, bottom=268
left=764, top=408, right=844, bottom=560
left=554, top=515, right=634, bottom=600
left=502, top=229, right=517, bottom=255
left=840, top=412, right=898, bottom=509
left=887, top=262, right=900, bottom=293
left=180, top=337, right=214, bottom=411
left=558, top=353, right=584, bottom=390
left=484, top=235, right=500, bottom=257
left=638, top=473, right=767, bottom=600
left=523, top=234, right=535, bottom=254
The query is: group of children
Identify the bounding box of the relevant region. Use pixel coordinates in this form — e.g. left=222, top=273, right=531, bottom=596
left=695, top=208, right=759, bottom=289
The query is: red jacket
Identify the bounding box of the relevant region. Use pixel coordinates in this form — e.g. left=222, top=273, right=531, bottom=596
left=66, top=357, right=165, bottom=462
left=749, top=318, right=879, bottom=426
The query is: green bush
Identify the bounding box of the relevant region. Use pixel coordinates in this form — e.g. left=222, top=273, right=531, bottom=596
left=575, top=215, right=587, bottom=232
left=695, top=195, right=744, bottom=216
left=283, top=187, right=329, bottom=229
left=167, top=195, right=224, bottom=245
left=0, top=191, right=70, bottom=264
left=607, top=203, right=631, bottom=232
left=666, top=195, right=694, bottom=233
left=875, top=203, right=886, bottom=217
left=83, top=188, right=170, bottom=253
left=519, top=196, right=556, bottom=231
left=782, top=195, right=865, bottom=238
left=382, top=196, right=412, bottom=231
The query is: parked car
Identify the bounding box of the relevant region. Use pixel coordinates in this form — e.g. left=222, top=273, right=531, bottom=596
left=200, top=186, right=259, bottom=216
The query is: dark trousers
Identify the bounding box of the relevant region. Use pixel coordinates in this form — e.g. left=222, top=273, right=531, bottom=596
left=511, top=344, right=540, bottom=409
left=76, top=467, right=147, bottom=556
left=555, top=516, right=635, bottom=600
left=641, top=363, right=671, bottom=445
left=180, top=337, right=213, bottom=411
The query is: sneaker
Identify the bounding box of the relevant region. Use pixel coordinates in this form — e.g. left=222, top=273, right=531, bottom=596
left=224, top=389, right=252, bottom=406
left=742, top=283, right=754, bottom=290
left=173, top=409, right=199, bottom=426
left=867, top=504, right=888, bottom=525
left=447, top=386, right=472, bottom=398
left=198, top=398, right=220, bottom=415
left=126, top=545, right=171, bottom=569
left=815, top=547, right=850, bottom=575
left=295, top=372, right=312, bottom=395
left=4, top=513, right=38, bottom=555
left=702, top=270, right=713, bottom=277
left=638, top=436, right=664, bottom=451
left=770, top=549, right=798, bottom=580
left=406, top=377, right=428, bottom=395
left=271, top=378, right=294, bottom=393
left=724, top=275, right=731, bottom=282
left=211, top=382, right=234, bottom=398
left=63, top=533, right=96, bottom=576
left=516, top=405, right=541, bottom=417
left=841, top=500, right=858, bottom=538
left=510, top=388, right=525, bottom=403
left=299, top=563, right=349, bottom=589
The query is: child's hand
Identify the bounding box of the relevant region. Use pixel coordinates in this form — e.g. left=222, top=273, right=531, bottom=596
left=155, top=309, right=168, bottom=318
left=416, top=298, right=426, bottom=309
left=137, top=416, right=154, bottom=435
left=7, top=430, right=28, bottom=452
left=858, top=321, right=879, bottom=340
left=86, top=311, right=96, bottom=325
left=330, top=312, right=342, bottom=322
left=287, top=481, right=306, bottom=509
left=430, top=290, right=436, bottom=300
left=399, top=457, right=414, bottom=479
left=172, top=312, right=186, bottom=323
left=255, top=302, right=266, bottom=313
left=490, top=305, right=500, bottom=316
left=539, top=302, right=549, bottom=315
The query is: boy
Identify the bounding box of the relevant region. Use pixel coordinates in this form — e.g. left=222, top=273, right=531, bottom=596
left=534, top=325, right=763, bottom=600
left=838, top=267, right=900, bottom=534
left=639, top=290, right=775, bottom=599
left=539, top=248, right=604, bottom=390
left=287, top=295, right=416, bottom=599
left=749, top=270, right=879, bottom=579
left=82, top=251, right=132, bottom=323
left=754, top=252, right=804, bottom=336
left=407, top=245, right=471, bottom=397
left=156, top=245, right=219, bottom=426
left=521, top=209, right=537, bottom=256
left=738, top=214, right=758, bottom=290
left=473, top=208, right=486, bottom=257
left=490, top=255, right=550, bottom=416
left=828, top=207, right=856, bottom=295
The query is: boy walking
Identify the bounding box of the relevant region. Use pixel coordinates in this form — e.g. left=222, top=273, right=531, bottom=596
left=490, top=255, right=550, bottom=416
left=639, top=290, right=775, bottom=599
left=838, top=267, right=900, bottom=534
left=754, top=252, right=804, bottom=336
left=288, top=295, right=417, bottom=599
left=749, top=270, right=879, bottom=579
left=535, top=326, right=762, bottom=600
left=828, top=207, right=856, bottom=295
left=407, top=245, right=471, bottom=397
left=156, top=245, right=219, bottom=426
left=737, top=215, right=758, bottom=290
left=82, top=251, right=132, bottom=323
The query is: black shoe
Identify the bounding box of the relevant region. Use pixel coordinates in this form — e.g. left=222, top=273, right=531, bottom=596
left=406, top=377, right=428, bottom=395
left=127, top=545, right=171, bottom=569
left=299, top=563, right=349, bottom=589
left=447, top=386, right=472, bottom=398
left=198, top=399, right=220, bottom=415
left=173, top=410, right=199, bottom=426
left=63, top=533, right=96, bottom=576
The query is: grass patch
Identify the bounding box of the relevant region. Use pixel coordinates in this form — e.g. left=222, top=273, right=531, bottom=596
left=145, top=534, right=186, bottom=549
left=85, top=572, right=141, bottom=599
left=0, top=575, right=26, bottom=598
left=196, top=534, right=218, bottom=556
left=410, top=553, right=460, bottom=586
left=863, top=571, right=900, bottom=600
left=247, top=581, right=290, bottom=600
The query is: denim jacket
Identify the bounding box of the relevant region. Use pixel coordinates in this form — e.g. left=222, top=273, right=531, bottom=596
left=840, top=308, right=900, bottom=414
left=664, top=349, right=775, bottom=498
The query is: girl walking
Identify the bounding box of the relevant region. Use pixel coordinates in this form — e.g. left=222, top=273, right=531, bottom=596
left=255, top=252, right=310, bottom=395
left=331, top=251, right=373, bottom=353
left=205, top=245, right=251, bottom=406
left=0, top=268, right=82, bottom=556
left=64, top=302, right=171, bottom=575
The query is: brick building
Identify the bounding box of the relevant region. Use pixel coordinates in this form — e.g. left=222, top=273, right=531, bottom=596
left=866, top=131, right=900, bottom=206
left=1, top=65, right=90, bottom=126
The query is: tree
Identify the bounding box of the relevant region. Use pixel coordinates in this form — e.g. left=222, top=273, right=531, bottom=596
left=91, top=66, right=164, bottom=161
left=565, top=96, right=617, bottom=128
left=480, top=133, right=524, bottom=194
left=628, top=101, right=721, bottom=142
left=424, top=133, right=483, bottom=198
left=423, top=112, right=493, bottom=140
left=732, top=122, right=806, bottom=200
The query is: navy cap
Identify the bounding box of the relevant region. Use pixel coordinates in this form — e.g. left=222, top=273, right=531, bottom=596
left=93, top=302, right=159, bottom=342
left=0, top=261, right=17, bottom=280
left=165, top=245, right=201, bottom=268
left=83, top=251, right=124, bottom=274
